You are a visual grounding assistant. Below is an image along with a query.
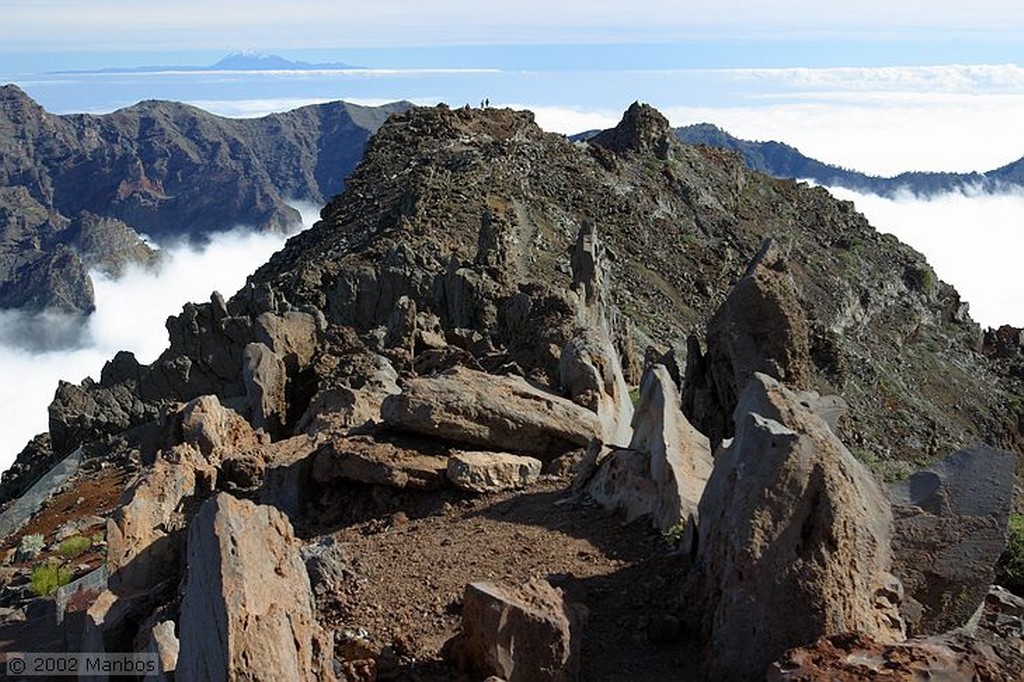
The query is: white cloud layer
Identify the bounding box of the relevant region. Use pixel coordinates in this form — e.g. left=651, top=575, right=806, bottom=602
left=825, top=186, right=1024, bottom=329
left=0, top=207, right=315, bottom=472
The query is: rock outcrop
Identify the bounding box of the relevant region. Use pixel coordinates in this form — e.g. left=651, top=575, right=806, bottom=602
left=178, top=493, right=334, bottom=681
left=450, top=579, right=587, bottom=682
left=106, top=454, right=204, bottom=592
left=888, top=445, right=1017, bottom=635
left=683, top=239, right=813, bottom=448
left=312, top=434, right=449, bottom=490
left=582, top=364, right=712, bottom=532
left=691, top=374, right=905, bottom=680
left=770, top=586, right=1024, bottom=680
left=381, top=367, right=602, bottom=458
left=559, top=330, right=633, bottom=448
left=0, top=85, right=410, bottom=313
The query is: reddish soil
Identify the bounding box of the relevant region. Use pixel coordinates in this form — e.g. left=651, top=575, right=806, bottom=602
left=1, top=467, right=126, bottom=555
left=311, top=478, right=701, bottom=681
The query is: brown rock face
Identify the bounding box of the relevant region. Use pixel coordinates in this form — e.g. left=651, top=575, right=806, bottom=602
left=450, top=578, right=587, bottom=682
left=180, top=394, right=265, bottom=465
left=106, top=454, right=202, bottom=592
left=683, top=239, right=813, bottom=447
left=177, top=493, right=334, bottom=682
left=312, top=434, right=450, bottom=490
left=692, top=373, right=905, bottom=680
left=381, top=366, right=601, bottom=459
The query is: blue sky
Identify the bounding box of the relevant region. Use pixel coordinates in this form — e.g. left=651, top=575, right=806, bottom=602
left=3, top=0, right=1024, bottom=70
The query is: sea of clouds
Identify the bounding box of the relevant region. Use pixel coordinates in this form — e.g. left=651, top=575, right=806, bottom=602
left=0, top=205, right=317, bottom=471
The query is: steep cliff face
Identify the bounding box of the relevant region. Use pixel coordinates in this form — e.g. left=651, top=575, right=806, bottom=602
left=0, top=85, right=409, bottom=312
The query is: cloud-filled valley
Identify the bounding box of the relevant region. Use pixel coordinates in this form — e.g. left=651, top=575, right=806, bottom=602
left=825, top=186, right=1024, bottom=330
left=0, top=209, right=315, bottom=471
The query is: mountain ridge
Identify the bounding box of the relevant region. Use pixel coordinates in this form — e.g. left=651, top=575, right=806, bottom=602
left=0, top=85, right=411, bottom=313
left=675, top=121, right=1024, bottom=196
left=0, top=102, right=1021, bottom=679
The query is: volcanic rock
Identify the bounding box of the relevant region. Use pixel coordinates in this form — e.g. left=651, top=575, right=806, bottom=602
left=446, top=451, right=543, bottom=493
left=180, top=394, right=265, bottom=465
left=582, top=364, right=712, bottom=532
left=450, top=578, right=587, bottom=682
left=559, top=330, right=633, bottom=447
left=177, top=493, right=334, bottom=681
left=243, top=342, right=288, bottom=435
left=888, top=445, right=1017, bottom=635
left=691, top=373, right=905, bottom=680
left=381, top=366, right=601, bottom=459
left=312, top=434, right=450, bottom=490
left=683, top=239, right=813, bottom=448
left=106, top=453, right=204, bottom=592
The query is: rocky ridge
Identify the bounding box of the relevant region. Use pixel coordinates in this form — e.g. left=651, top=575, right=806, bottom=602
left=0, top=85, right=410, bottom=313
left=0, top=102, right=1021, bottom=680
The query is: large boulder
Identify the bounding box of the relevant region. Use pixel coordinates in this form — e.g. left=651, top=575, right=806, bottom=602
left=682, top=239, right=813, bottom=448
left=253, top=310, right=320, bottom=374
left=312, top=434, right=450, bottom=490
left=582, top=364, right=712, bottom=532
left=180, top=394, right=265, bottom=465
left=381, top=366, right=601, bottom=458
left=559, top=330, right=633, bottom=448
left=888, top=446, right=1017, bottom=635
left=177, top=493, right=334, bottom=682
left=450, top=578, right=587, bottom=682
left=691, top=373, right=905, bottom=680
left=243, top=342, right=288, bottom=435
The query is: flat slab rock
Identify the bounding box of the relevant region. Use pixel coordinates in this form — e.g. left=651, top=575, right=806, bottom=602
left=312, top=434, right=449, bottom=490
left=381, top=366, right=601, bottom=459
left=446, top=451, right=542, bottom=493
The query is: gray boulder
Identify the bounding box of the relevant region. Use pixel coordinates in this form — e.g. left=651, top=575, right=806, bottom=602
left=888, top=446, right=1017, bottom=635
left=692, top=373, right=905, bottom=680
left=559, top=330, right=633, bottom=448
left=682, top=239, right=813, bottom=448
left=583, top=364, right=712, bottom=533
left=243, top=342, right=288, bottom=435
left=381, top=366, right=601, bottom=459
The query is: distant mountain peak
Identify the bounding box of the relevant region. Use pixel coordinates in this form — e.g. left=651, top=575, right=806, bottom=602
left=209, top=52, right=357, bottom=71
left=590, top=101, right=676, bottom=160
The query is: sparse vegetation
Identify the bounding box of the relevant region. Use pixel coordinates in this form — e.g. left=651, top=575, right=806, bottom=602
left=662, top=521, right=688, bottom=547
left=58, top=534, right=92, bottom=559
left=29, top=559, right=73, bottom=597
left=996, top=514, right=1024, bottom=596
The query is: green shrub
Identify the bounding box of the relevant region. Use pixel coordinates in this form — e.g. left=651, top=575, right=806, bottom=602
left=997, top=514, right=1024, bottom=596
left=29, top=559, right=73, bottom=597
left=58, top=535, right=92, bottom=559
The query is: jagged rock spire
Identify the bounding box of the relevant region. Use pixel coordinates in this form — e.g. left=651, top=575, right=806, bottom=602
left=590, top=102, right=676, bottom=160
